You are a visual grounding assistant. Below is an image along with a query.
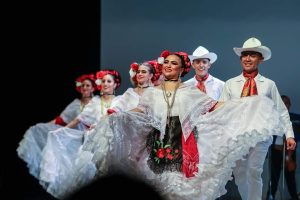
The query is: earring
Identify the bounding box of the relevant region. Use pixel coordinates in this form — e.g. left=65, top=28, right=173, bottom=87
left=178, top=73, right=182, bottom=81
left=148, top=79, right=152, bottom=86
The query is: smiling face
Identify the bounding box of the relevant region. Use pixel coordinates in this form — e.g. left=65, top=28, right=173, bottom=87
left=136, top=64, right=153, bottom=86
left=80, top=79, right=95, bottom=97
left=192, top=58, right=211, bottom=78
left=240, top=51, right=263, bottom=73
left=101, top=74, right=116, bottom=95
left=162, top=54, right=184, bottom=80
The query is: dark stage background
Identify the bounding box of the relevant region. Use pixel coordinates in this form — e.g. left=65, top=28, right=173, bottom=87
left=4, top=2, right=100, bottom=199
left=4, top=1, right=300, bottom=199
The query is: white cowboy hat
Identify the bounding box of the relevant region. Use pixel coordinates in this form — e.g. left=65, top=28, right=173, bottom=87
left=233, top=37, right=272, bottom=61
left=188, top=46, right=217, bottom=64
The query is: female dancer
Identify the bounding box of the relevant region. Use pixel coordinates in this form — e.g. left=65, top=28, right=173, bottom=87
left=38, top=69, right=121, bottom=195
left=17, top=73, right=96, bottom=178
left=109, top=60, right=161, bottom=113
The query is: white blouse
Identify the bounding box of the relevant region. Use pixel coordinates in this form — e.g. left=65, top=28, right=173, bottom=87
left=110, top=88, right=141, bottom=112
left=138, top=84, right=216, bottom=141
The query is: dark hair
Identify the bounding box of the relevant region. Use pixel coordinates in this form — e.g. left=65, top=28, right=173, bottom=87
left=67, top=173, right=164, bottom=200
left=281, top=95, right=291, bottom=109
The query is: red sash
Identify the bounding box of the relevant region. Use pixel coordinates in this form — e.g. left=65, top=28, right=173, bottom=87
left=182, top=131, right=199, bottom=177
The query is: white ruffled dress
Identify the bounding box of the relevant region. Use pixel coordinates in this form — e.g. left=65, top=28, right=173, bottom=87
left=38, top=95, right=119, bottom=195
left=46, top=85, right=284, bottom=200
left=16, top=98, right=85, bottom=178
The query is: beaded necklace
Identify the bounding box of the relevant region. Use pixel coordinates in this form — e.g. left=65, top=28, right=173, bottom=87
left=137, top=85, right=150, bottom=89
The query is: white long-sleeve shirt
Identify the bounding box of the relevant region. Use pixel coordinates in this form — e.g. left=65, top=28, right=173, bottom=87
left=184, top=74, right=224, bottom=100
left=219, top=73, right=294, bottom=138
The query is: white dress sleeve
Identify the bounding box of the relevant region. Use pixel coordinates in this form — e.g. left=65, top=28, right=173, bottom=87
left=270, top=83, right=294, bottom=138
left=60, top=99, right=81, bottom=124
left=76, top=96, right=102, bottom=126
left=110, top=88, right=140, bottom=112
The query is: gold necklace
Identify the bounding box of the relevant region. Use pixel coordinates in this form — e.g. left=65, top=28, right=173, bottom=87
left=101, top=96, right=112, bottom=115
left=80, top=102, right=85, bottom=112
left=80, top=97, right=92, bottom=112
left=161, top=81, right=179, bottom=126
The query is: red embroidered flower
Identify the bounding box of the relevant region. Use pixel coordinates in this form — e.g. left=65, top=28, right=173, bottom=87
left=166, top=154, right=173, bottom=160
left=165, top=147, right=172, bottom=154
left=156, top=148, right=165, bottom=159
left=153, top=140, right=179, bottom=164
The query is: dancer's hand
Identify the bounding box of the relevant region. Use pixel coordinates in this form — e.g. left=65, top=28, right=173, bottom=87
left=286, top=137, right=296, bottom=150
left=286, top=150, right=296, bottom=171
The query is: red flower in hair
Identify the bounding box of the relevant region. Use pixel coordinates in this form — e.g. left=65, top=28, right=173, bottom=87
left=160, top=50, right=171, bottom=58
left=96, top=71, right=108, bottom=80
left=148, top=60, right=162, bottom=82
left=176, top=52, right=191, bottom=67
left=75, top=73, right=96, bottom=93
left=130, top=62, right=139, bottom=72
left=129, top=62, right=139, bottom=84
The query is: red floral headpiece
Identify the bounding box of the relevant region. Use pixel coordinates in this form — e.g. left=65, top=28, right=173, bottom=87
left=129, top=60, right=162, bottom=85
left=158, top=50, right=191, bottom=77
left=129, top=62, right=140, bottom=79
left=75, top=73, right=96, bottom=93
left=95, top=69, right=121, bottom=91
left=147, top=60, right=162, bottom=82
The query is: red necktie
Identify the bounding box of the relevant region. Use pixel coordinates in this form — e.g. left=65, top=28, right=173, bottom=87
left=196, top=74, right=209, bottom=93
left=241, top=70, right=258, bottom=97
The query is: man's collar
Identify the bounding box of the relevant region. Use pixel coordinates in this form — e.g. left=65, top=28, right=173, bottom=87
left=236, top=73, right=264, bottom=81
left=194, top=74, right=212, bottom=81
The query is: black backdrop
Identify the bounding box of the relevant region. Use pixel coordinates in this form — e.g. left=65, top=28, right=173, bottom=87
left=4, top=2, right=100, bottom=199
